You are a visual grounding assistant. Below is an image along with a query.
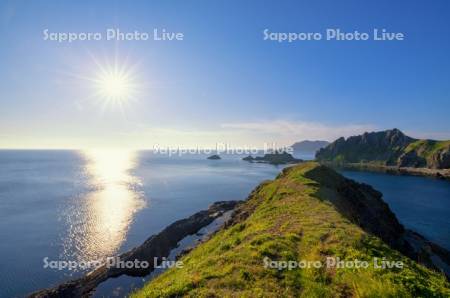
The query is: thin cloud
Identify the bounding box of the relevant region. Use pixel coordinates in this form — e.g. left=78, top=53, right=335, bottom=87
left=221, top=120, right=377, bottom=143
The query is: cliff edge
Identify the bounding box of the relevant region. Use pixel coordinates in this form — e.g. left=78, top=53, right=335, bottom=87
left=133, top=162, right=450, bottom=297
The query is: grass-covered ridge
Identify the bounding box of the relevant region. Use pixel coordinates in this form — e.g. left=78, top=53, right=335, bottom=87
left=132, top=162, right=450, bottom=297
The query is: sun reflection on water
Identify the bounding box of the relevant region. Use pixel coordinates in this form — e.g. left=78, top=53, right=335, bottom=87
left=63, top=149, right=145, bottom=264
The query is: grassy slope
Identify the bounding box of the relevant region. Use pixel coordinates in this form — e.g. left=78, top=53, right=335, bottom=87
left=327, top=139, right=450, bottom=167
left=405, top=140, right=450, bottom=159
left=132, top=162, right=450, bottom=297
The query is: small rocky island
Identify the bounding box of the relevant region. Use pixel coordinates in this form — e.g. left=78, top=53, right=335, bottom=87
left=243, top=151, right=302, bottom=165
left=207, top=154, right=221, bottom=160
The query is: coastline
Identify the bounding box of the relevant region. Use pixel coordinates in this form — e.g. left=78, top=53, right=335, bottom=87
left=320, top=162, right=450, bottom=181
left=28, top=163, right=450, bottom=297
left=29, top=201, right=240, bottom=298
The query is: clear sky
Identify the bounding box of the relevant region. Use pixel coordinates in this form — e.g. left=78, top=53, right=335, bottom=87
left=0, top=0, right=449, bottom=149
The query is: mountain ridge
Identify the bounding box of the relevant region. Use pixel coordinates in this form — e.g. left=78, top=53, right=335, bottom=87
left=291, top=140, right=330, bottom=153
left=316, top=129, right=450, bottom=170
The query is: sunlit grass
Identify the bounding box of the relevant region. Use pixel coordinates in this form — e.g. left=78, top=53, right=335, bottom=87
left=132, top=162, right=450, bottom=297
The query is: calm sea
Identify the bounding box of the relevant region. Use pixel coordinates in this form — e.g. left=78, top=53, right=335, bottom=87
left=0, top=150, right=449, bottom=297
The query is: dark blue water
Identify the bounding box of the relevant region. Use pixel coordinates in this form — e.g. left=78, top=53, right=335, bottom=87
left=0, top=151, right=449, bottom=297
left=341, top=170, right=450, bottom=250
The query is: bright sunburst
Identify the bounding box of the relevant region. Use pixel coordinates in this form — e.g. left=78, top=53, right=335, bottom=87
left=97, top=70, right=133, bottom=101
left=94, top=64, right=137, bottom=104
left=63, top=53, right=143, bottom=112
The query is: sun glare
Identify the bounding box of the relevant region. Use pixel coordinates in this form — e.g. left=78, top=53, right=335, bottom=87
left=64, top=149, right=145, bottom=262
left=97, top=70, right=133, bottom=101
left=89, top=57, right=140, bottom=107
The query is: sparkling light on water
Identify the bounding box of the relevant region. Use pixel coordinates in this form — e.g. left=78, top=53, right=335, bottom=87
left=62, top=150, right=145, bottom=265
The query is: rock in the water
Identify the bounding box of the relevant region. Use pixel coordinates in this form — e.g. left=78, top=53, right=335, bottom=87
left=242, top=151, right=302, bottom=165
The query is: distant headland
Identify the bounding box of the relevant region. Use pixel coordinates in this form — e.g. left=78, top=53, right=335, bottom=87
left=316, top=129, right=450, bottom=179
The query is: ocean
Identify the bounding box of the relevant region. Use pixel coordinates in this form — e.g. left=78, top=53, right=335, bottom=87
left=0, top=150, right=449, bottom=297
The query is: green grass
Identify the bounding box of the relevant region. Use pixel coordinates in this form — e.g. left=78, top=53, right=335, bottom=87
left=405, top=140, right=450, bottom=159
left=132, top=162, right=450, bottom=298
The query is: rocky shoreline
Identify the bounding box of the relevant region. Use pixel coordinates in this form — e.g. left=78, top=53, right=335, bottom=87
left=324, top=162, right=450, bottom=180
left=29, top=200, right=240, bottom=298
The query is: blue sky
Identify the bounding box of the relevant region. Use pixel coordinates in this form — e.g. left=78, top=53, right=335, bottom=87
left=0, top=0, right=449, bottom=148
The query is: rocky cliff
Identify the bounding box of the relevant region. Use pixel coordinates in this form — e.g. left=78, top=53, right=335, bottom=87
left=316, top=129, right=450, bottom=169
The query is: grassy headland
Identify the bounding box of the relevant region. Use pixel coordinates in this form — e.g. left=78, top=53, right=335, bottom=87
left=132, top=162, right=450, bottom=297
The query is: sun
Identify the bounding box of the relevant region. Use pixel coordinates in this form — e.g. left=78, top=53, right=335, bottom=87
left=97, top=70, right=133, bottom=101
left=90, top=59, right=140, bottom=106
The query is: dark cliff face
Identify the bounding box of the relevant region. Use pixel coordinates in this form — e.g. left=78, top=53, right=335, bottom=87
left=316, top=129, right=450, bottom=169
left=433, top=150, right=450, bottom=169
left=302, top=164, right=450, bottom=276
left=316, top=129, right=415, bottom=165
left=398, top=150, right=427, bottom=168
left=303, top=165, right=406, bottom=248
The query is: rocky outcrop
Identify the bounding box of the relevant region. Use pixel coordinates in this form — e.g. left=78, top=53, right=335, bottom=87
left=398, top=150, right=427, bottom=167
left=207, top=154, right=221, bottom=160
left=316, top=129, right=450, bottom=170
left=29, top=201, right=240, bottom=298
left=316, top=129, right=415, bottom=165
left=430, top=149, right=450, bottom=169
left=242, top=151, right=302, bottom=165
